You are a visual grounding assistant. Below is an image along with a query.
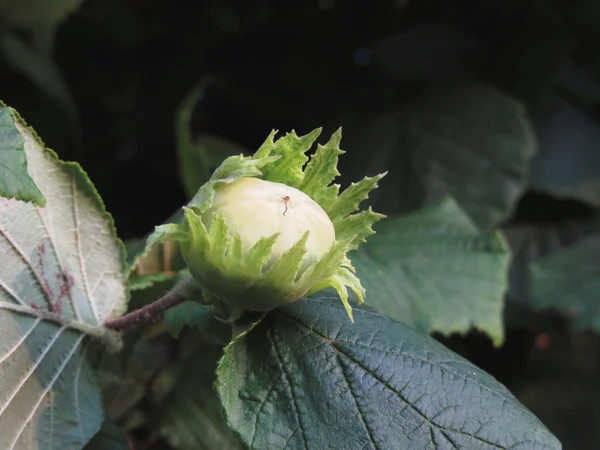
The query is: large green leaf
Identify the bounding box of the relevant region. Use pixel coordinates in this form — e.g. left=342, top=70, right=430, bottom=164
left=343, top=84, right=537, bottom=229
left=406, top=84, right=537, bottom=229
left=0, top=107, right=128, bottom=448
left=351, top=198, right=509, bottom=345
left=529, top=95, right=600, bottom=208
left=0, top=107, right=44, bottom=205
left=530, top=233, right=600, bottom=330
left=216, top=292, right=560, bottom=449
left=160, top=344, right=243, bottom=450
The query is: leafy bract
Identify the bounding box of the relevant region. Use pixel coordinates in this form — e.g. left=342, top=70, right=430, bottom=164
left=0, top=107, right=44, bottom=205
left=216, top=292, right=561, bottom=450
left=0, top=106, right=128, bottom=448
left=351, top=198, right=509, bottom=345
left=530, top=233, right=600, bottom=331
left=149, top=128, right=385, bottom=320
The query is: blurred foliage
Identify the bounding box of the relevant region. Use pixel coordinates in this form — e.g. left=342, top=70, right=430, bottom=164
left=3, top=0, right=600, bottom=448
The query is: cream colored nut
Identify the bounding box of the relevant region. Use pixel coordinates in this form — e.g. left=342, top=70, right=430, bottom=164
left=202, top=177, right=335, bottom=264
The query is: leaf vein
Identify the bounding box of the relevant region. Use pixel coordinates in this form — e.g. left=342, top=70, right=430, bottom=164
left=250, top=380, right=278, bottom=448
left=0, top=326, right=67, bottom=421
left=268, top=329, right=308, bottom=450
left=72, top=177, right=100, bottom=324
left=35, top=205, right=81, bottom=321
left=9, top=334, right=85, bottom=450
left=336, top=353, right=380, bottom=450
left=74, top=340, right=92, bottom=446
left=334, top=342, right=508, bottom=449
left=0, top=223, right=54, bottom=309
left=0, top=277, right=27, bottom=306
left=0, top=318, right=41, bottom=365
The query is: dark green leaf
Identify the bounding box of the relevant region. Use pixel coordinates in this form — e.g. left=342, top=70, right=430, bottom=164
left=84, top=421, right=129, bottom=450
left=502, top=220, right=600, bottom=327
left=216, top=293, right=560, bottom=449
left=530, top=233, right=600, bottom=330
left=406, top=84, right=537, bottom=229
left=160, top=345, right=243, bottom=450
left=96, top=337, right=164, bottom=432
left=344, top=84, right=537, bottom=230
left=0, top=106, right=44, bottom=204
left=529, top=95, right=600, bottom=208
left=0, top=107, right=128, bottom=448
left=352, top=198, right=509, bottom=345
left=164, top=301, right=212, bottom=337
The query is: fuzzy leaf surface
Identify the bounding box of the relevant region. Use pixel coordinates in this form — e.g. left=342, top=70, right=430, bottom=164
left=530, top=233, right=600, bottom=331
left=351, top=198, right=509, bottom=345
left=216, top=293, right=560, bottom=450
left=0, top=107, right=128, bottom=449
left=0, top=107, right=44, bottom=205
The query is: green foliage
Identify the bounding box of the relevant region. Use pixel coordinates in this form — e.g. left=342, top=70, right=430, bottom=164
left=344, top=84, right=537, bottom=230
left=530, top=233, right=600, bottom=331
left=352, top=197, right=509, bottom=345
left=405, top=84, right=536, bottom=230
left=10, top=1, right=600, bottom=447
left=159, top=345, right=243, bottom=450
left=164, top=301, right=212, bottom=337
left=0, top=106, right=44, bottom=204
left=529, top=95, right=600, bottom=208
left=216, top=293, right=560, bottom=449
left=149, top=128, right=385, bottom=320
left=0, top=107, right=127, bottom=448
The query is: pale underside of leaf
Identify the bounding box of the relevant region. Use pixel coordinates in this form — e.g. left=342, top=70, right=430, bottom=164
left=0, top=113, right=127, bottom=448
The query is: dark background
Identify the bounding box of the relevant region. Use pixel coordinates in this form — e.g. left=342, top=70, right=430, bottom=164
left=2, top=0, right=600, bottom=448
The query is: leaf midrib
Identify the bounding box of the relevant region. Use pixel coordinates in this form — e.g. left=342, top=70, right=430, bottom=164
left=0, top=301, right=105, bottom=337
left=274, top=305, right=522, bottom=448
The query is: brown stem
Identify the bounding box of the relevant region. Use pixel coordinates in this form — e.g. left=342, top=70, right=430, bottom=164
left=105, top=277, right=193, bottom=331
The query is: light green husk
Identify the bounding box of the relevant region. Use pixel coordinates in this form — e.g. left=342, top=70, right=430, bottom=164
left=147, top=128, right=386, bottom=321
